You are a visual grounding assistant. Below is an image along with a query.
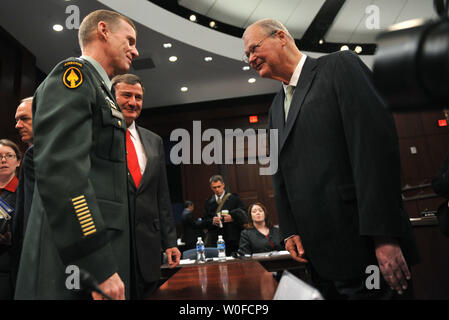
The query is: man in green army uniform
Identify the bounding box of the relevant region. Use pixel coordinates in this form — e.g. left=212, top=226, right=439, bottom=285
left=14, top=10, right=139, bottom=300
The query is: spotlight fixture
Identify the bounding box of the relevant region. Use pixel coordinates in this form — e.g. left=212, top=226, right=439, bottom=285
left=248, top=78, right=256, bottom=84
left=53, top=24, right=63, bottom=32
left=209, top=21, right=216, bottom=28
left=340, top=45, right=349, bottom=51
left=181, top=87, right=188, bottom=92
left=169, top=56, right=178, bottom=62
left=189, top=14, right=197, bottom=22
left=242, top=66, right=250, bottom=71
left=319, top=39, right=324, bottom=45
left=163, top=43, right=172, bottom=48
left=354, top=45, right=363, bottom=54
left=204, top=57, right=213, bottom=62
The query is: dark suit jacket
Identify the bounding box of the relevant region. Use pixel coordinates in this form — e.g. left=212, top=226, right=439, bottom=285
left=270, top=51, right=419, bottom=281
left=203, top=193, right=247, bottom=246
left=11, top=145, right=34, bottom=287
left=15, top=58, right=130, bottom=299
left=128, top=125, right=177, bottom=283
left=238, top=227, right=283, bottom=255
left=181, top=208, right=204, bottom=250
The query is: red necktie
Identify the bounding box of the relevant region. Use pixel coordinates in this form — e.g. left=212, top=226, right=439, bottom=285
left=126, top=129, right=142, bottom=187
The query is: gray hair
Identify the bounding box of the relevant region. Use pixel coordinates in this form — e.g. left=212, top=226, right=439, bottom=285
left=20, top=97, right=33, bottom=103
left=244, top=18, right=293, bottom=40
left=111, top=73, right=145, bottom=92
left=209, top=175, right=224, bottom=185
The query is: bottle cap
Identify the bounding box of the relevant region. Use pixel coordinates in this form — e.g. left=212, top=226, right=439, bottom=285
left=197, top=237, right=202, bottom=241
left=218, top=235, right=223, bottom=240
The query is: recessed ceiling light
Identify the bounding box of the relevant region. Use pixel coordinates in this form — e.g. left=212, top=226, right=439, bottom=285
left=189, top=14, right=197, bottom=22
left=209, top=21, right=216, bottom=28
left=204, top=57, right=213, bottom=62
left=248, top=78, right=256, bottom=84
left=53, top=24, right=63, bottom=32
left=319, top=39, right=324, bottom=45
left=163, top=43, right=172, bottom=48
left=340, top=45, right=349, bottom=51
left=242, top=66, right=250, bottom=71
left=354, top=45, right=363, bottom=54
left=169, top=56, right=178, bottom=62
left=181, top=87, right=188, bottom=92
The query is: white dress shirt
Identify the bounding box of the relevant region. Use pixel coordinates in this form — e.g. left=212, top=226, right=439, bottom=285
left=282, top=53, right=307, bottom=94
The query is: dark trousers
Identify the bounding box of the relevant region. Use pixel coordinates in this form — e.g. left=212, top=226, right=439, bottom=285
left=309, top=264, right=414, bottom=300
left=130, top=259, right=160, bottom=300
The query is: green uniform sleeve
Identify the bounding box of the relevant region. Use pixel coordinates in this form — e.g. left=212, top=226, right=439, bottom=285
left=33, top=60, right=118, bottom=283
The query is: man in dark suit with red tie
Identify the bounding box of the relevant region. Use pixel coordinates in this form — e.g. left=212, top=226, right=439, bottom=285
left=242, top=18, right=420, bottom=299
left=112, top=74, right=180, bottom=299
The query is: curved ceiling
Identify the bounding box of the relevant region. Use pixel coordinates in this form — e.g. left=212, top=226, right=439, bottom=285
left=0, top=0, right=438, bottom=110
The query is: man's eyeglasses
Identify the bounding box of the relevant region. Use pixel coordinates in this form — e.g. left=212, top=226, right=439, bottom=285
left=243, top=30, right=277, bottom=64
left=0, top=154, right=17, bottom=160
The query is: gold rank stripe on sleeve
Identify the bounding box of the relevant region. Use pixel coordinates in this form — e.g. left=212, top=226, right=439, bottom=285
left=71, top=195, right=97, bottom=237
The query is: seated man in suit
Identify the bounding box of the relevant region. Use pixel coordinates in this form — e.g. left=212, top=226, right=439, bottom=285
left=203, top=175, right=247, bottom=255
left=112, top=73, right=181, bottom=299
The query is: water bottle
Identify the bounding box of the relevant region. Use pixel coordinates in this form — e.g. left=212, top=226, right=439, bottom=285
left=196, top=237, right=206, bottom=263
left=217, top=235, right=226, bottom=261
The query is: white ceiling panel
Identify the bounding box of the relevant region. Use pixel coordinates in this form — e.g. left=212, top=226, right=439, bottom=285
left=349, top=0, right=408, bottom=43
left=394, top=0, right=437, bottom=24
left=284, top=0, right=326, bottom=39
left=207, top=0, right=261, bottom=28
left=178, top=0, right=216, bottom=16
left=245, top=0, right=303, bottom=29
left=325, top=0, right=372, bottom=43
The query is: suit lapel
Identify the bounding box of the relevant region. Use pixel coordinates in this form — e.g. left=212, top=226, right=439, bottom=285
left=280, top=57, right=318, bottom=153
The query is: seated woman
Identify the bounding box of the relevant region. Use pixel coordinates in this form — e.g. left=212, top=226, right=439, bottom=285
left=238, top=202, right=283, bottom=255
left=0, top=139, right=21, bottom=300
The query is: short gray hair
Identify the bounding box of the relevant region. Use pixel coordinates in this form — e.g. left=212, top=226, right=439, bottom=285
left=111, top=73, right=145, bottom=92
left=209, top=175, right=224, bottom=185
left=244, top=18, right=293, bottom=40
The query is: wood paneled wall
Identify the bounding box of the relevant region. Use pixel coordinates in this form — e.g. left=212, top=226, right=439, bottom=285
left=0, top=26, right=43, bottom=152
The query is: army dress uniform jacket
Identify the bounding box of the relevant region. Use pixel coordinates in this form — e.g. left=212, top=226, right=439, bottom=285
left=15, top=57, right=130, bottom=299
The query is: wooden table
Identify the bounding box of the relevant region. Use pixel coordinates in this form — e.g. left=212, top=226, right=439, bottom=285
left=150, top=260, right=279, bottom=300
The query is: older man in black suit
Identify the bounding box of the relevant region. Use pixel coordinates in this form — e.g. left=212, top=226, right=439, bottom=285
left=242, top=18, right=420, bottom=299
left=112, top=73, right=180, bottom=299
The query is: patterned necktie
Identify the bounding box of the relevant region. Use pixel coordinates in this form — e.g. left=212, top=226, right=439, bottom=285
left=284, top=85, right=295, bottom=122
left=126, top=129, right=142, bottom=187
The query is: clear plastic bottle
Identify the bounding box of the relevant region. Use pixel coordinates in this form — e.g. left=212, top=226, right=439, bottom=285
left=196, top=237, right=206, bottom=263
left=217, top=235, right=226, bottom=261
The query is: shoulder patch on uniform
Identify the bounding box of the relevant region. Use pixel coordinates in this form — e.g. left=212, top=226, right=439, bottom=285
left=63, top=66, right=83, bottom=89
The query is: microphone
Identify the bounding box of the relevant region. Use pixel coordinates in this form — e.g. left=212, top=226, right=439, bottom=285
left=79, top=269, right=113, bottom=300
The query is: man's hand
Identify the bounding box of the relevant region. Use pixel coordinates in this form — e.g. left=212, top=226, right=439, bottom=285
left=212, top=216, right=221, bottom=226
left=285, top=235, right=308, bottom=263
left=166, top=247, right=181, bottom=268
left=92, top=272, right=125, bottom=300
left=374, top=237, right=411, bottom=295
left=222, top=214, right=233, bottom=223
